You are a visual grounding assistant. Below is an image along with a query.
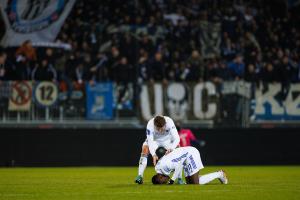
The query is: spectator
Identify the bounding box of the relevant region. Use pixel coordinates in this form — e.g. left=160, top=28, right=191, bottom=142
left=15, top=40, right=37, bottom=62
left=107, top=46, right=121, bottom=80
left=215, top=61, right=234, bottom=82
left=186, top=50, right=204, bottom=82
left=15, top=40, right=37, bottom=80
left=228, top=55, right=245, bottom=80
left=245, top=64, right=259, bottom=84
left=221, top=36, right=237, bottom=61
left=89, top=53, right=109, bottom=82
left=149, top=52, right=167, bottom=83
left=113, top=56, right=133, bottom=83
left=137, top=49, right=150, bottom=84
left=0, top=49, right=7, bottom=81
left=31, top=59, right=57, bottom=81
left=1, top=0, right=299, bottom=87
left=277, top=56, right=292, bottom=99
left=0, top=49, right=17, bottom=81
left=261, top=63, right=277, bottom=93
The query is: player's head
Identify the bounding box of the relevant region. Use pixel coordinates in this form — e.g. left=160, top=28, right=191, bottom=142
left=155, top=146, right=167, bottom=160
left=152, top=174, right=170, bottom=184
left=154, top=115, right=166, bottom=133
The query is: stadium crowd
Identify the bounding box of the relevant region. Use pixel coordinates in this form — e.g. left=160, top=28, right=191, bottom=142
left=1, top=0, right=300, bottom=91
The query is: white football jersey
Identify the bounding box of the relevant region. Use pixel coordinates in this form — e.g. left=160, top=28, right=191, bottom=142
left=155, top=147, right=204, bottom=180
left=145, top=116, right=180, bottom=156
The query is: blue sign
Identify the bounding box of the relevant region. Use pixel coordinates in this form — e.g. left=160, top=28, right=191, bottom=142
left=86, top=83, right=113, bottom=120
left=251, top=84, right=300, bottom=121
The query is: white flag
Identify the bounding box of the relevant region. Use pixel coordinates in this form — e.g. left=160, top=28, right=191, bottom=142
left=0, top=0, right=76, bottom=47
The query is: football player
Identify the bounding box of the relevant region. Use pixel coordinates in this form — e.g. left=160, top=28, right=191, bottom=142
left=152, top=146, right=228, bottom=185
left=135, top=115, right=182, bottom=184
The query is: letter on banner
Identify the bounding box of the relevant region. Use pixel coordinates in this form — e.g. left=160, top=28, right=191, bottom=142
left=140, top=83, right=163, bottom=120
left=255, top=84, right=284, bottom=115
left=285, top=84, right=300, bottom=116
left=193, top=82, right=217, bottom=119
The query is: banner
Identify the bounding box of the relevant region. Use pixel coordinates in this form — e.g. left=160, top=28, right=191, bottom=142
left=139, top=82, right=218, bottom=121
left=252, top=83, right=300, bottom=121
left=86, top=82, right=113, bottom=120
left=0, top=0, right=76, bottom=47
left=199, top=21, right=221, bottom=59
left=8, top=81, right=32, bottom=111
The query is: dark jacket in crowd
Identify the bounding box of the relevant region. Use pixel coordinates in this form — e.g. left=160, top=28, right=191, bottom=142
left=113, top=63, right=134, bottom=83
left=149, top=59, right=166, bottom=81
left=31, top=62, right=57, bottom=81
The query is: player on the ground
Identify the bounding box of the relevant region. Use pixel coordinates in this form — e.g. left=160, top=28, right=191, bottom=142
left=135, top=115, right=182, bottom=184
left=152, top=146, right=228, bottom=185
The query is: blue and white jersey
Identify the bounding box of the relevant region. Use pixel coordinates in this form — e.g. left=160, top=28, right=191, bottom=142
left=155, top=147, right=204, bottom=180
left=145, top=116, right=180, bottom=156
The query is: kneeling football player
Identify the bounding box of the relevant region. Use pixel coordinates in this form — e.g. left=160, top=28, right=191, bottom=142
left=152, top=146, right=228, bottom=185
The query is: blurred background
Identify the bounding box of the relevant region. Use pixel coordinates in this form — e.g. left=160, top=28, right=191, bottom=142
left=0, top=0, right=300, bottom=167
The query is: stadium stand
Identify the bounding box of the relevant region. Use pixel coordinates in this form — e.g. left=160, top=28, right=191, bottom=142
left=0, top=0, right=299, bottom=127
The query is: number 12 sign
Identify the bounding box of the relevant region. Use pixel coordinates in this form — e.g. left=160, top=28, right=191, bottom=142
left=34, top=81, right=58, bottom=107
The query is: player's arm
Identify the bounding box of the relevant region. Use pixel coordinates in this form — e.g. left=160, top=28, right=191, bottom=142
left=169, top=158, right=185, bottom=184
left=169, top=119, right=180, bottom=150
left=146, top=130, right=157, bottom=156
left=146, top=128, right=159, bottom=165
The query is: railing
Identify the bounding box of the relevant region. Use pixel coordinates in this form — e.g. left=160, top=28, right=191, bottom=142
left=0, top=81, right=299, bottom=128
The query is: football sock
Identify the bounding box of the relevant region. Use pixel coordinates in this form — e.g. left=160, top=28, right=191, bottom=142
left=138, top=155, right=148, bottom=177
left=177, top=171, right=183, bottom=180
left=199, top=171, right=222, bottom=185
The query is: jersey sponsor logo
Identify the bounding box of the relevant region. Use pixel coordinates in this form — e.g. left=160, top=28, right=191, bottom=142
left=171, top=152, right=188, bottom=163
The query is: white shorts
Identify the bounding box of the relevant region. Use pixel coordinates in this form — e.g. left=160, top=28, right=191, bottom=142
left=183, top=148, right=204, bottom=177
left=142, top=139, right=172, bottom=150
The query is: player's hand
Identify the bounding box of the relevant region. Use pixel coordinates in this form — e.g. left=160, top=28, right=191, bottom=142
left=165, top=149, right=172, bottom=155
left=152, top=155, right=158, bottom=166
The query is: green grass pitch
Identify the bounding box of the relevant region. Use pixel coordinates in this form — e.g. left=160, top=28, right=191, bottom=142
left=0, top=166, right=300, bottom=200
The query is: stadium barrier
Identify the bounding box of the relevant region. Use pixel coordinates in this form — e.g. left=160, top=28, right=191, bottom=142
left=0, top=128, right=299, bottom=166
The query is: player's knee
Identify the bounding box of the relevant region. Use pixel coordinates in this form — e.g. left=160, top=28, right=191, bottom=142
left=141, top=145, right=149, bottom=156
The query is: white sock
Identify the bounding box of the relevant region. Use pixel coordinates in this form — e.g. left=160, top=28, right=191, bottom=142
left=199, top=171, right=222, bottom=185
left=177, top=171, right=183, bottom=180
left=138, top=155, right=148, bottom=177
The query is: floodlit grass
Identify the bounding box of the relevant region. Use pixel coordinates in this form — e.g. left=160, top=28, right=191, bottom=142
left=0, top=166, right=300, bottom=200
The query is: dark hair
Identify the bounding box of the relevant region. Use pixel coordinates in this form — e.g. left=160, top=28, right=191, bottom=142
left=155, top=146, right=167, bottom=159
left=152, top=174, right=161, bottom=184
left=154, top=115, right=166, bottom=128
left=152, top=174, right=169, bottom=184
